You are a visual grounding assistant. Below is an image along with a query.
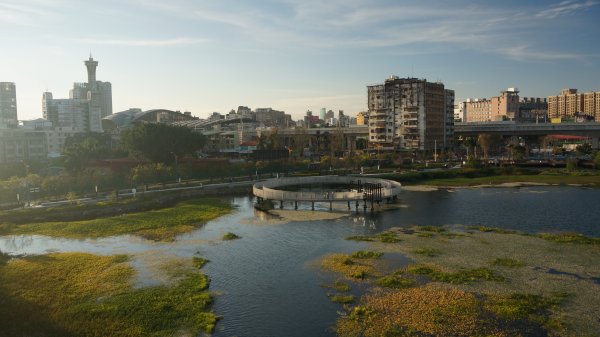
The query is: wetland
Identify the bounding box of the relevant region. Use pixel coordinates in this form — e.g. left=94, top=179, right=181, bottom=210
left=1, top=186, right=599, bottom=336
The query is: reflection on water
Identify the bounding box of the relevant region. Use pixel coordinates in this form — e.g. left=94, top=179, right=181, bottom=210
left=1, top=187, right=600, bottom=337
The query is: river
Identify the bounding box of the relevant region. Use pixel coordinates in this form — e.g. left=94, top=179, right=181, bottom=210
left=1, top=186, right=599, bottom=337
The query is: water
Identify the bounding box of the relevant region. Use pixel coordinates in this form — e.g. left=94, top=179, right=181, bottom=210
left=1, top=186, right=599, bottom=337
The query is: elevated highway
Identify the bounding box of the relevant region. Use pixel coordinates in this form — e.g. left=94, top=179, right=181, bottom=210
left=455, top=122, right=600, bottom=137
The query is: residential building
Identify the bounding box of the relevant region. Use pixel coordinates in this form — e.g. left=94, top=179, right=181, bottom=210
left=454, top=102, right=466, bottom=123
left=444, top=90, right=455, bottom=148
left=367, top=76, right=453, bottom=151
left=548, top=88, right=600, bottom=121
left=548, top=88, right=582, bottom=120
left=0, top=82, right=18, bottom=128
left=464, top=88, right=520, bottom=122
left=255, top=108, right=291, bottom=127
left=0, top=128, right=47, bottom=164
left=519, top=97, right=548, bottom=122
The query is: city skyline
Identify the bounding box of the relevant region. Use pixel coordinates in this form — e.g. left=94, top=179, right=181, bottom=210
left=1, top=0, right=599, bottom=121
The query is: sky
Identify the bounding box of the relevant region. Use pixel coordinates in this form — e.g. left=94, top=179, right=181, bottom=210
left=1, top=0, right=600, bottom=121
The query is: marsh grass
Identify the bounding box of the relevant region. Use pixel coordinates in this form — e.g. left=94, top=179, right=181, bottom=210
left=345, top=235, right=375, bottom=242
left=492, top=258, right=524, bottom=268
left=375, top=273, right=415, bottom=289
left=192, top=256, right=210, bottom=269
left=467, top=226, right=517, bottom=234
left=8, top=198, right=232, bottom=241
left=414, top=248, right=441, bottom=257
left=321, top=254, right=380, bottom=280
left=222, top=232, right=241, bottom=240
left=407, top=264, right=505, bottom=284
left=351, top=250, right=384, bottom=259
left=378, top=231, right=400, bottom=243
left=337, top=285, right=553, bottom=337
left=0, top=253, right=218, bottom=336
left=537, top=232, right=600, bottom=245
left=333, top=280, right=351, bottom=292
left=416, top=232, right=434, bottom=238
left=418, top=226, right=445, bottom=233
left=331, top=294, right=356, bottom=304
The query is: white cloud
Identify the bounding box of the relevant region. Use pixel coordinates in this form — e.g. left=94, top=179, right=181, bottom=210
left=502, top=45, right=583, bottom=61
left=75, top=37, right=209, bottom=47
left=124, top=0, right=591, bottom=62
left=536, top=0, right=598, bottom=19
left=0, top=1, right=62, bottom=26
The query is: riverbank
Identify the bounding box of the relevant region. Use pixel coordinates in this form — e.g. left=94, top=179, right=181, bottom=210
left=1, top=198, right=232, bottom=241
left=323, top=226, right=600, bottom=336
left=0, top=252, right=217, bottom=337
left=408, top=174, right=600, bottom=187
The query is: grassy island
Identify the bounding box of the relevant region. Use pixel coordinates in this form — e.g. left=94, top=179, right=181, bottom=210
left=323, top=225, right=600, bottom=336
left=0, top=252, right=218, bottom=337
left=1, top=198, right=232, bottom=241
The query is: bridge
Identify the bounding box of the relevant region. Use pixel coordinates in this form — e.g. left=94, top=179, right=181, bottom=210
left=253, top=175, right=402, bottom=211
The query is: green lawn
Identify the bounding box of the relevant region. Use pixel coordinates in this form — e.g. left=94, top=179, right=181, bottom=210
left=4, top=198, right=232, bottom=241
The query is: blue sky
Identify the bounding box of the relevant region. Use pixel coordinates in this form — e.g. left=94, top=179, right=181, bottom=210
left=1, top=0, right=599, bottom=121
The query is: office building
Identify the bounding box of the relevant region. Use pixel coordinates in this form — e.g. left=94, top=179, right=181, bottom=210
left=42, top=56, right=111, bottom=132
left=0, top=82, right=18, bottom=128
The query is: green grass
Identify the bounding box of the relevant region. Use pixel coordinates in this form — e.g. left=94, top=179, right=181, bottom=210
left=492, top=258, right=524, bottom=268
left=375, top=273, right=415, bottom=289
left=0, top=253, right=218, bottom=337
left=414, top=248, right=441, bottom=257
left=417, top=226, right=446, bottom=233
left=192, top=256, right=210, bottom=269
left=467, top=226, right=517, bottom=234
left=407, top=264, right=505, bottom=284
left=345, top=232, right=399, bottom=243
left=537, top=232, right=600, bottom=245
left=5, top=198, right=231, bottom=241
left=416, top=232, right=434, bottom=238
left=351, top=250, right=384, bottom=259
left=331, top=294, right=356, bottom=304
left=379, top=231, right=400, bottom=243
left=222, top=232, right=241, bottom=240
left=345, top=235, right=375, bottom=242
left=489, top=292, right=568, bottom=330
left=333, top=280, right=351, bottom=292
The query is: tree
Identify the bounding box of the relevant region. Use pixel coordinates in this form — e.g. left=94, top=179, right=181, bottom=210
left=62, top=133, right=117, bottom=173
left=576, top=143, right=592, bottom=156
left=131, top=163, right=172, bottom=186
left=120, top=124, right=206, bottom=164
left=477, top=134, right=502, bottom=159
left=594, top=152, right=600, bottom=169
left=463, top=137, right=478, bottom=159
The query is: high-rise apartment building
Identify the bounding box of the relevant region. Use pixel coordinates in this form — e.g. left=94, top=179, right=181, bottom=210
left=367, top=76, right=454, bottom=151
left=43, top=56, right=111, bottom=132
left=0, top=82, right=18, bottom=128
left=548, top=88, right=600, bottom=121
